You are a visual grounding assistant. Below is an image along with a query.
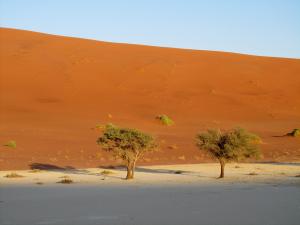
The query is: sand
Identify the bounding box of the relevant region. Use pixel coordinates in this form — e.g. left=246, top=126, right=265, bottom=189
left=0, top=163, right=300, bottom=225
left=0, top=28, right=300, bottom=170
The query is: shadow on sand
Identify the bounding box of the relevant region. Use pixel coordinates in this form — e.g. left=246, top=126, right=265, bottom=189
left=99, top=165, right=205, bottom=177
left=30, top=163, right=203, bottom=178
left=29, top=163, right=101, bottom=176
left=253, top=162, right=300, bottom=166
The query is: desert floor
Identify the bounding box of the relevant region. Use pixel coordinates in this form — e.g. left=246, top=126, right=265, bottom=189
left=0, top=163, right=299, bottom=225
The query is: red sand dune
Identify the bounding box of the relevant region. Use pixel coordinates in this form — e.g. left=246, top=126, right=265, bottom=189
left=0, top=28, right=300, bottom=170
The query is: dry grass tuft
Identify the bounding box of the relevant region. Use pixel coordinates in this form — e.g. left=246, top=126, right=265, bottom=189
left=57, top=178, right=73, bottom=184
left=101, top=170, right=114, bottom=175
left=57, top=175, right=73, bottom=184
left=248, top=172, right=258, bottom=176
left=4, top=172, right=24, bottom=178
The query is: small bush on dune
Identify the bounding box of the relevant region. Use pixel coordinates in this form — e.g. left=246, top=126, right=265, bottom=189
left=287, top=129, right=300, bottom=137
left=3, top=140, right=16, bottom=148
left=156, top=115, right=174, bottom=126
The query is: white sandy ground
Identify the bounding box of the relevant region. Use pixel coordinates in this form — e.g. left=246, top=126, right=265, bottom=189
left=0, top=163, right=300, bottom=225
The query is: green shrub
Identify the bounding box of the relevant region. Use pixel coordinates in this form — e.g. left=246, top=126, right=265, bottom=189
left=156, top=115, right=174, bottom=126
left=3, top=140, right=16, bottom=148
left=287, top=129, right=300, bottom=137
left=196, top=128, right=261, bottom=178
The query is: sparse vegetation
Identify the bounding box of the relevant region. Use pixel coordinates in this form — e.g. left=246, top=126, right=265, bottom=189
left=101, top=170, right=114, bottom=175
left=100, top=170, right=114, bottom=180
left=4, top=172, right=24, bottom=178
left=57, top=176, right=73, bottom=184
left=248, top=172, right=258, bottom=176
left=196, top=127, right=261, bottom=178
left=287, top=129, right=300, bottom=137
left=95, top=124, right=101, bottom=129
left=174, top=170, right=183, bottom=174
left=97, top=124, right=157, bottom=179
left=3, top=140, right=16, bottom=148
left=156, top=114, right=174, bottom=126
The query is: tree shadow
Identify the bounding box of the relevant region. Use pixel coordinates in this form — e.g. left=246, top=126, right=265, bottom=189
left=29, top=163, right=101, bottom=176
left=135, top=167, right=192, bottom=175
left=253, top=162, right=300, bottom=166
left=29, top=163, right=209, bottom=179
left=30, top=163, right=69, bottom=171
left=99, top=165, right=205, bottom=177
left=98, top=165, right=123, bottom=170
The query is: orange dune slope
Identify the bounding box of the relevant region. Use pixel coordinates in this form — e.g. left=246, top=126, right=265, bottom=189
left=0, top=28, right=300, bottom=170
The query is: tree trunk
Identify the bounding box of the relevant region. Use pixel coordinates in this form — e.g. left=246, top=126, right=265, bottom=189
left=126, top=159, right=137, bottom=180
left=132, top=160, right=136, bottom=178
left=126, top=163, right=134, bottom=180
left=219, top=159, right=225, bottom=178
left=126, top=166, right=133, bottom=179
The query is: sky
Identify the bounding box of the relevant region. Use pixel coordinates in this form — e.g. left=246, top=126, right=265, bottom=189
left=0, top=0, right=300, bottom=58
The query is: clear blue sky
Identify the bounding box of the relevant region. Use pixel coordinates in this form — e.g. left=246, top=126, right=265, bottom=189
left=1, top=0, right=300, bottom=58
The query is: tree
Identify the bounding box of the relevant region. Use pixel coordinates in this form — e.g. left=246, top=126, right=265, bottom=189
left=97, top=124, right=157, bottom=179
left=196, top=128, right=261, bottom=178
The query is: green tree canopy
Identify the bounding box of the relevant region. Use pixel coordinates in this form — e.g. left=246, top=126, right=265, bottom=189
left=97, top=124, right=157, bottom=179
left=196, top=128, right=261, bottom=178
